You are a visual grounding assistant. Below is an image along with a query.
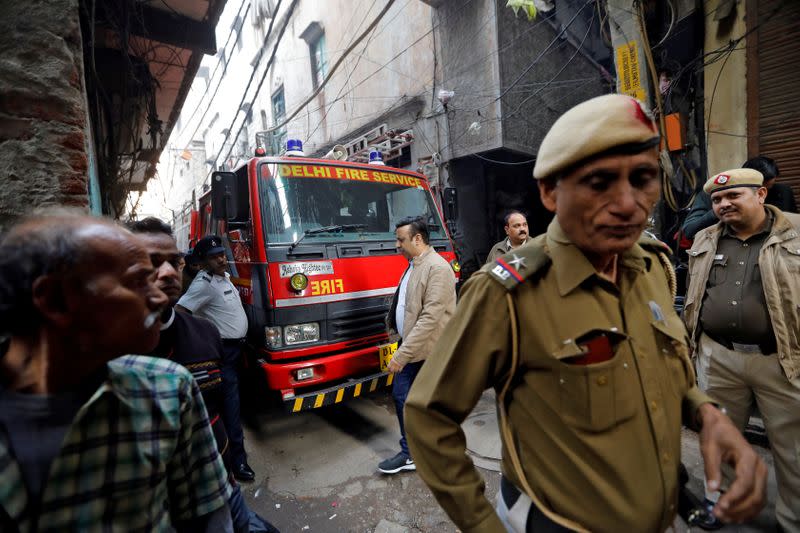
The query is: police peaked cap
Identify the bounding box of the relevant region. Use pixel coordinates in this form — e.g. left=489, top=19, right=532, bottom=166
left=533, top=94, right=660, bottom=180
left=194, top=235, right=225, bottom=258
left=703, top=168, right=764, bottom=194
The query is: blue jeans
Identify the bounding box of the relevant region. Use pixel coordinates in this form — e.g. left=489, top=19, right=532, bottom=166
left=392, top=361, right=424, bottom=457
left=229, top=483, right=280, bottom=533
left=221, top=340, right=247, bottom=465
left=229, top=483, right=250, bottom=533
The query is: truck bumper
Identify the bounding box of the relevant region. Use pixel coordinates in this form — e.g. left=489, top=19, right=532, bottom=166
left=257, top=342, right=387, bottom=389
left=283, top=371, right=393, bottom=412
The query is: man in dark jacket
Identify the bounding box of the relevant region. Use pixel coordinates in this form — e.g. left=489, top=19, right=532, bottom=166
left=130, top=217, right=278, bottom=533
left=744, top=155, right=797, bottom=213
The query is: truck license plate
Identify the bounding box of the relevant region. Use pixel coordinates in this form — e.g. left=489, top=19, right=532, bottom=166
left=378, top=342, right=398, bottom=372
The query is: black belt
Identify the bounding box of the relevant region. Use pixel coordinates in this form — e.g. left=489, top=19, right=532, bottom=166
left=500, top=477, right=570, bottom=532
left=704, top=331, right=776, bottom=355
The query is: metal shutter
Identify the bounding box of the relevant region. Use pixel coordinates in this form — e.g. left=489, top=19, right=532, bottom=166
left=747, top=0, right=800, bottom=200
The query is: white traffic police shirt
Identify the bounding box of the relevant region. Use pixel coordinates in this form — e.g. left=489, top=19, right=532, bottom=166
left=178, top=270, right=248, bottom=340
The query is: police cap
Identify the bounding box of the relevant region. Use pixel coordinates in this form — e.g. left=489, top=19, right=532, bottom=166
left=533, top=94, right=660, bottom=180
left=184, top=247, right=203, bottom=265
left=194, top=235, right=225, bottom=258
left=703, top=168, right=764, bottom=195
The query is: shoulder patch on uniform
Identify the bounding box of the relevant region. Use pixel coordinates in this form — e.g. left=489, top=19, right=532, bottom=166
left=200, top=274, right=212, bottom=282
left=483, top=235, right=550, bottom=291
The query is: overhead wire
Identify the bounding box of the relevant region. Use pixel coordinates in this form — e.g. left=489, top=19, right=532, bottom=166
left=506, top=7, right=597, bottom=120
left=634, top=0, right=683, bottom=211
left=281, top=0, right=570, bottom=147
left=261, top=0, right=398, bottom=136
left=491, top=0, right=594, bottom=105
left=267, top=0, right=482, bottom=146
left=703, top=45, right=737, bottom=154
left=179, top=0, right=250, bottom=143
left=304, top=0, right=382, bottom=144
left=207, top=0, right=294, bottom=175
left=292, top=0, right=591, bottom=156
left=446, top=76, right=603, bottom=162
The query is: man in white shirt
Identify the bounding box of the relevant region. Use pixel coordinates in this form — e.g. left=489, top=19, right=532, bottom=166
left=177, top=235, right=254, bottom=482
left=379, top=217, right=457, bottom=475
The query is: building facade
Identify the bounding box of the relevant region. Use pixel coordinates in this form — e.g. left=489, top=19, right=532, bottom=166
left=143, top=0, right=611, bottom=276
left=0, top=0, right=225, bottom=229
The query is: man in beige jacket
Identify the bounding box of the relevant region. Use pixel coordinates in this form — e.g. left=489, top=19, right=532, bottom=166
left=684, top=168, right=800, bottom=532
left=379, top=216, right=457, bottom=474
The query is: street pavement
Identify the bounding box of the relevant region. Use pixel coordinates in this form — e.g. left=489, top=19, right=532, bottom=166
left=241, top=389, right=777, bottom=532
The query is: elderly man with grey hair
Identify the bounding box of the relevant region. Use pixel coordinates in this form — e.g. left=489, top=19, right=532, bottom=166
left=0, top=212, right=232, bottom=532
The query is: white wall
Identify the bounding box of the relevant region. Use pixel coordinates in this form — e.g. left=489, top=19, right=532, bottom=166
left=138, top=0, right=442, bottom=223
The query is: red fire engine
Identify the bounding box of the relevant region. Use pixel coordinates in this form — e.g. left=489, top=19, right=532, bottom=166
left=190, top=142, right=459, bottom=412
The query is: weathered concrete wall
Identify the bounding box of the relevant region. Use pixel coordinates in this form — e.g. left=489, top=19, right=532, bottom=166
left=703, top=0, right=748, bottom=175
left=497, top=1, right=608, bottom=155
left=0, top=0, right=90, bottom=230
left=437, top=0, right=503, bottom=159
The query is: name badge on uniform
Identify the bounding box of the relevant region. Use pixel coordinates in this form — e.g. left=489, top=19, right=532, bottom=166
left=714, top=254, right=725, bottom=261
left=223, top=288, right=237, bottom=302
left=649, top=300, right=665, bottom=323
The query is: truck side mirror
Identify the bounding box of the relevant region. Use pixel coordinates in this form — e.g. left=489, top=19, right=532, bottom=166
left=443, top=187, right=458, bottom=222
left=212, top=171, right=238, bottom=221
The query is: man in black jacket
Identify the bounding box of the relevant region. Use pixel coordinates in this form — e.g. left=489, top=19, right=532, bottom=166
left=744, top=155, right=797, bottom=213
left=129, top=218, right=278, bottom=533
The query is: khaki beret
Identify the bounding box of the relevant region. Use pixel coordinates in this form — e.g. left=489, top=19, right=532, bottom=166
left=703, top=168, right=764, bottom=194
left=533, top=94, right=660, bottom=179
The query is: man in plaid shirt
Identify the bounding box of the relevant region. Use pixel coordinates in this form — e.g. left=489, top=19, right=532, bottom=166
left=0, top=213, right=232, bottom=532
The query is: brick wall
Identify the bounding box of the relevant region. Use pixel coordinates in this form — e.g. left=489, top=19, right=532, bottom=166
left=0, top=0, right=90, bottom=230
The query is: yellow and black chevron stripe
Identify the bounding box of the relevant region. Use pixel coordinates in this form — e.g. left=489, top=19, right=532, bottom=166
left=288, top=371, right=394, bottom=413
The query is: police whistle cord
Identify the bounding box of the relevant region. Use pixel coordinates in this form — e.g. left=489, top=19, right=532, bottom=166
left=499, top=292, right=589, bottom=532
left=657, top=250, right=677, bottom=300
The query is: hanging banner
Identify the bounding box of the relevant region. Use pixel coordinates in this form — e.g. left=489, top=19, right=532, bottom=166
left=615, top=41, right=646, bottom=101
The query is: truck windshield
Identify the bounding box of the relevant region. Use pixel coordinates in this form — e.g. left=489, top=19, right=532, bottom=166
left=258, top=163, right=447, bottom=244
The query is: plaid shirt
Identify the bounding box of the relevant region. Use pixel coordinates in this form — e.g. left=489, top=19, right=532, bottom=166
left=0, top=355, right=231, bottom=532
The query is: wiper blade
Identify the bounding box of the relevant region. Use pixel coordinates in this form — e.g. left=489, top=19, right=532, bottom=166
left=288, top=224, right=367, bottom=252
left=305, top=223, right=367, bottom=235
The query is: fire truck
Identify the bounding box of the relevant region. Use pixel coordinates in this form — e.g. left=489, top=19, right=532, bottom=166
left=190, top=141, right=459, bottom=412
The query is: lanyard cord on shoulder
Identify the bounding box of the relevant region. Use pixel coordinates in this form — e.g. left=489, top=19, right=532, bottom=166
left=498, top=292, right=589, bottom=533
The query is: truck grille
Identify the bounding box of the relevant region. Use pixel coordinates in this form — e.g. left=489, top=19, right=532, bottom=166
left=328, top=304, right=389, bottom=340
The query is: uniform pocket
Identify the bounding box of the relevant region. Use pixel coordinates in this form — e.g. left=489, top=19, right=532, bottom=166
left=709, top=257, right=727, bottom=284
left=651, top=316, right=693, bottom=399
left=780, top=243, right=800, bottom=272
left=222, top=288, right=238, bottom=302
left=541, top=329, right=638, bottom=433
left=650, top=316, right=691, bottom=360
left=556, top=356, right=637, bottom=432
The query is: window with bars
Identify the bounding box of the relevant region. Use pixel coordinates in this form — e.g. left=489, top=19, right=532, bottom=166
left=300, top=22, right=327, bottom=90
left=270, top=86, right=286, bottom=155
left=309, top=33, right=328, bottom=89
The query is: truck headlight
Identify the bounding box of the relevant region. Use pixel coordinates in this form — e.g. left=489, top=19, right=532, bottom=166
left=284, top=322, right=319, bottom=345
left=265, top=326, right=282, bottom=348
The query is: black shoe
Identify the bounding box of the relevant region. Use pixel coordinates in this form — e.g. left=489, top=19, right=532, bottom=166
left=233, top=462, right=256, bottom=482
left=688, top=498, right=724, bottom=531
left=378, top=452, right=415, bottom=474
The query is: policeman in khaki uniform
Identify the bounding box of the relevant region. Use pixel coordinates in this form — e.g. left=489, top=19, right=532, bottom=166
left=485, top=211, right=531, bottom=264
left=404, top=94, right=767, bottom=533
left=684, top=169, right=800, bottom=532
